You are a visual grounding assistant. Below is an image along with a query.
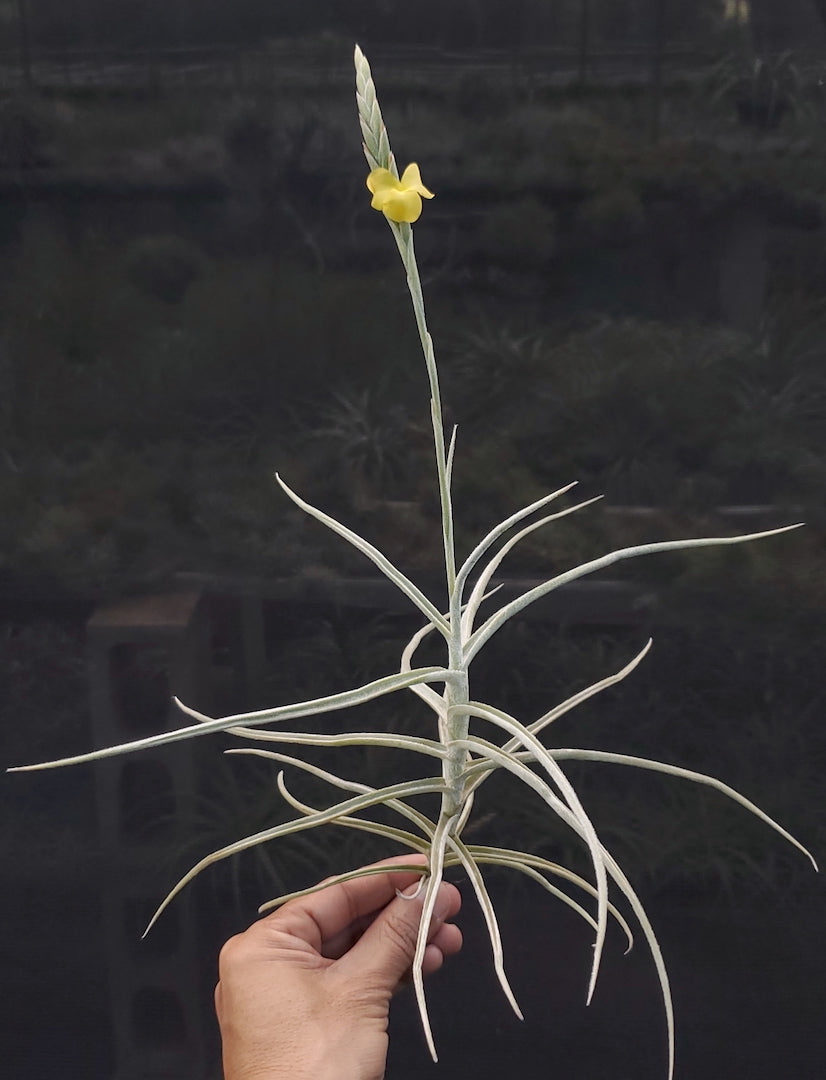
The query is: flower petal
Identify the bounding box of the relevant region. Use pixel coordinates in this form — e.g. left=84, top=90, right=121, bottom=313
left=376, top=188, right=424, bottom=223
left=401, top=162, right=434, bottom=199
left=366, top=167, right=398, bottom=195
left=367, top=164, right=432, bottom=222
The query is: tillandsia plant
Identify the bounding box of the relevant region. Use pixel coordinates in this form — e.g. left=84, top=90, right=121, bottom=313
left=10, top=46, right=817, bottom=1078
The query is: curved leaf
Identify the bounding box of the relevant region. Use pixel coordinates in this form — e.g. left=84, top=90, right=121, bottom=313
left=466, top=525, right=803, bottom=661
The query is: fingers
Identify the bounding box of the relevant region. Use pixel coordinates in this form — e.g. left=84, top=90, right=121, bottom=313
left=249, top=854, right=462, bottom=997
left=269, top=854, right=431, bottom=954
left=419, top=920, right=463, bottom=978
left=336, top=876, right=462, bottom=992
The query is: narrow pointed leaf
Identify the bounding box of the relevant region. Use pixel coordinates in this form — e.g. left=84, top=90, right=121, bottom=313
left=599, top=846, right=675, bottom=1080
left=231, top=747, right=441, bottom=842
left=276, top=473, right=449, bottom=635
left=463, top=641, right=654, bottom=788
left=144, top=776, right=445, bottom=934
left=467, top=525, right=804, bottom=661
left=259, top=862, right=430, bottom=913
left=9, top=667, right=453, bottom=772
left=450, top=846, right=523, bottom=1020
left=461, top=495, right=604, bottom=639
left=469, top=847, right=634, bottom=952
left=411, top=812, right=455, bottom=1062
left=455, top=482, right=579, bottom=600
left=220, top=727, right=447, bottom=759
left=452, top=716, right=609, bottom=1004
left=551, top=748, right=817, bottom=869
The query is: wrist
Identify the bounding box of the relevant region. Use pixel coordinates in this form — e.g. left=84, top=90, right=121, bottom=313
left=228, top=1064, right=343, bottom=1080
left=224, top=1037, right=360, bottom=1080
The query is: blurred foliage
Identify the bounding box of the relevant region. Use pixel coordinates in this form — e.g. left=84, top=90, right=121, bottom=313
left=475, top=196, right=558, bottom=269
left=3, top=0, right=731, bottom=52
left=0, top=94, right=59, bottom=169
left=445, top=313, right=826, bottom=514
left=709, top=48, right=804, bottom=130
left=124, top=233, right=205, bottom=304
left=1, top=54, right=825, bottom=608
left=3, top=224, right=826, bottom=599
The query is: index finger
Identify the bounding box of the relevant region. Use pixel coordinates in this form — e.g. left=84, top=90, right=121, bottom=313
left=270, top=854, right=429, bottom=952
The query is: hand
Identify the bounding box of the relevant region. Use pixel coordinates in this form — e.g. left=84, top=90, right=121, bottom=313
left=214, top=854, right=463, bottom=1080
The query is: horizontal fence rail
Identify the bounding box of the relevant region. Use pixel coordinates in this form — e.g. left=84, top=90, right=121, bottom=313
left=0, top=40, right=806, bottom=95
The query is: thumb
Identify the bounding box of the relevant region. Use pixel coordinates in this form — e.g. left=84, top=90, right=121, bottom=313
left=339, top=879, right=455, bottom=993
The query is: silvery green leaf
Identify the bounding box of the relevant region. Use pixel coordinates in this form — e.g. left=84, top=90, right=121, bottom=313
left=466, top=525, right=804, bottom=662
left=145, top=775, right=446, bottom=934
left=275, top=473, right=449, bottom=634
left=10, top=667, right=453, bottom=772
left=550, top=748, right=817, bottom=869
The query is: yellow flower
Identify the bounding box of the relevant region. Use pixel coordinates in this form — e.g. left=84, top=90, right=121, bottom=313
left=366, top=163, right=434, bottom=224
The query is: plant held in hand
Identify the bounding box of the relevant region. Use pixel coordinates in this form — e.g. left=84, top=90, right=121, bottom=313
left=10, top=45, right=816, bottom=1079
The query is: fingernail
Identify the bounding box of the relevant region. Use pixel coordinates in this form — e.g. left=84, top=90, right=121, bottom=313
left=397, top=878, right=425, bottom=900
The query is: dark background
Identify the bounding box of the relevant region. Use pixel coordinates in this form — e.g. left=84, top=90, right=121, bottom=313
left=1, top=2, right=825, bottom=1078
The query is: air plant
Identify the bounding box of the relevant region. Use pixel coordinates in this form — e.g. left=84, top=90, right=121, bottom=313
left=10, top=46, right=816, bottom=1079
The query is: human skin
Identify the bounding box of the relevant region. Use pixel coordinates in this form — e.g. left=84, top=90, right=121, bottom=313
left=215, top=854, right=463, bottom=1080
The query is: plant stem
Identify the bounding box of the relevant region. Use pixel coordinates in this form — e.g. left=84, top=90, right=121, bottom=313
left=390, top=222, right=456, bottom=598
